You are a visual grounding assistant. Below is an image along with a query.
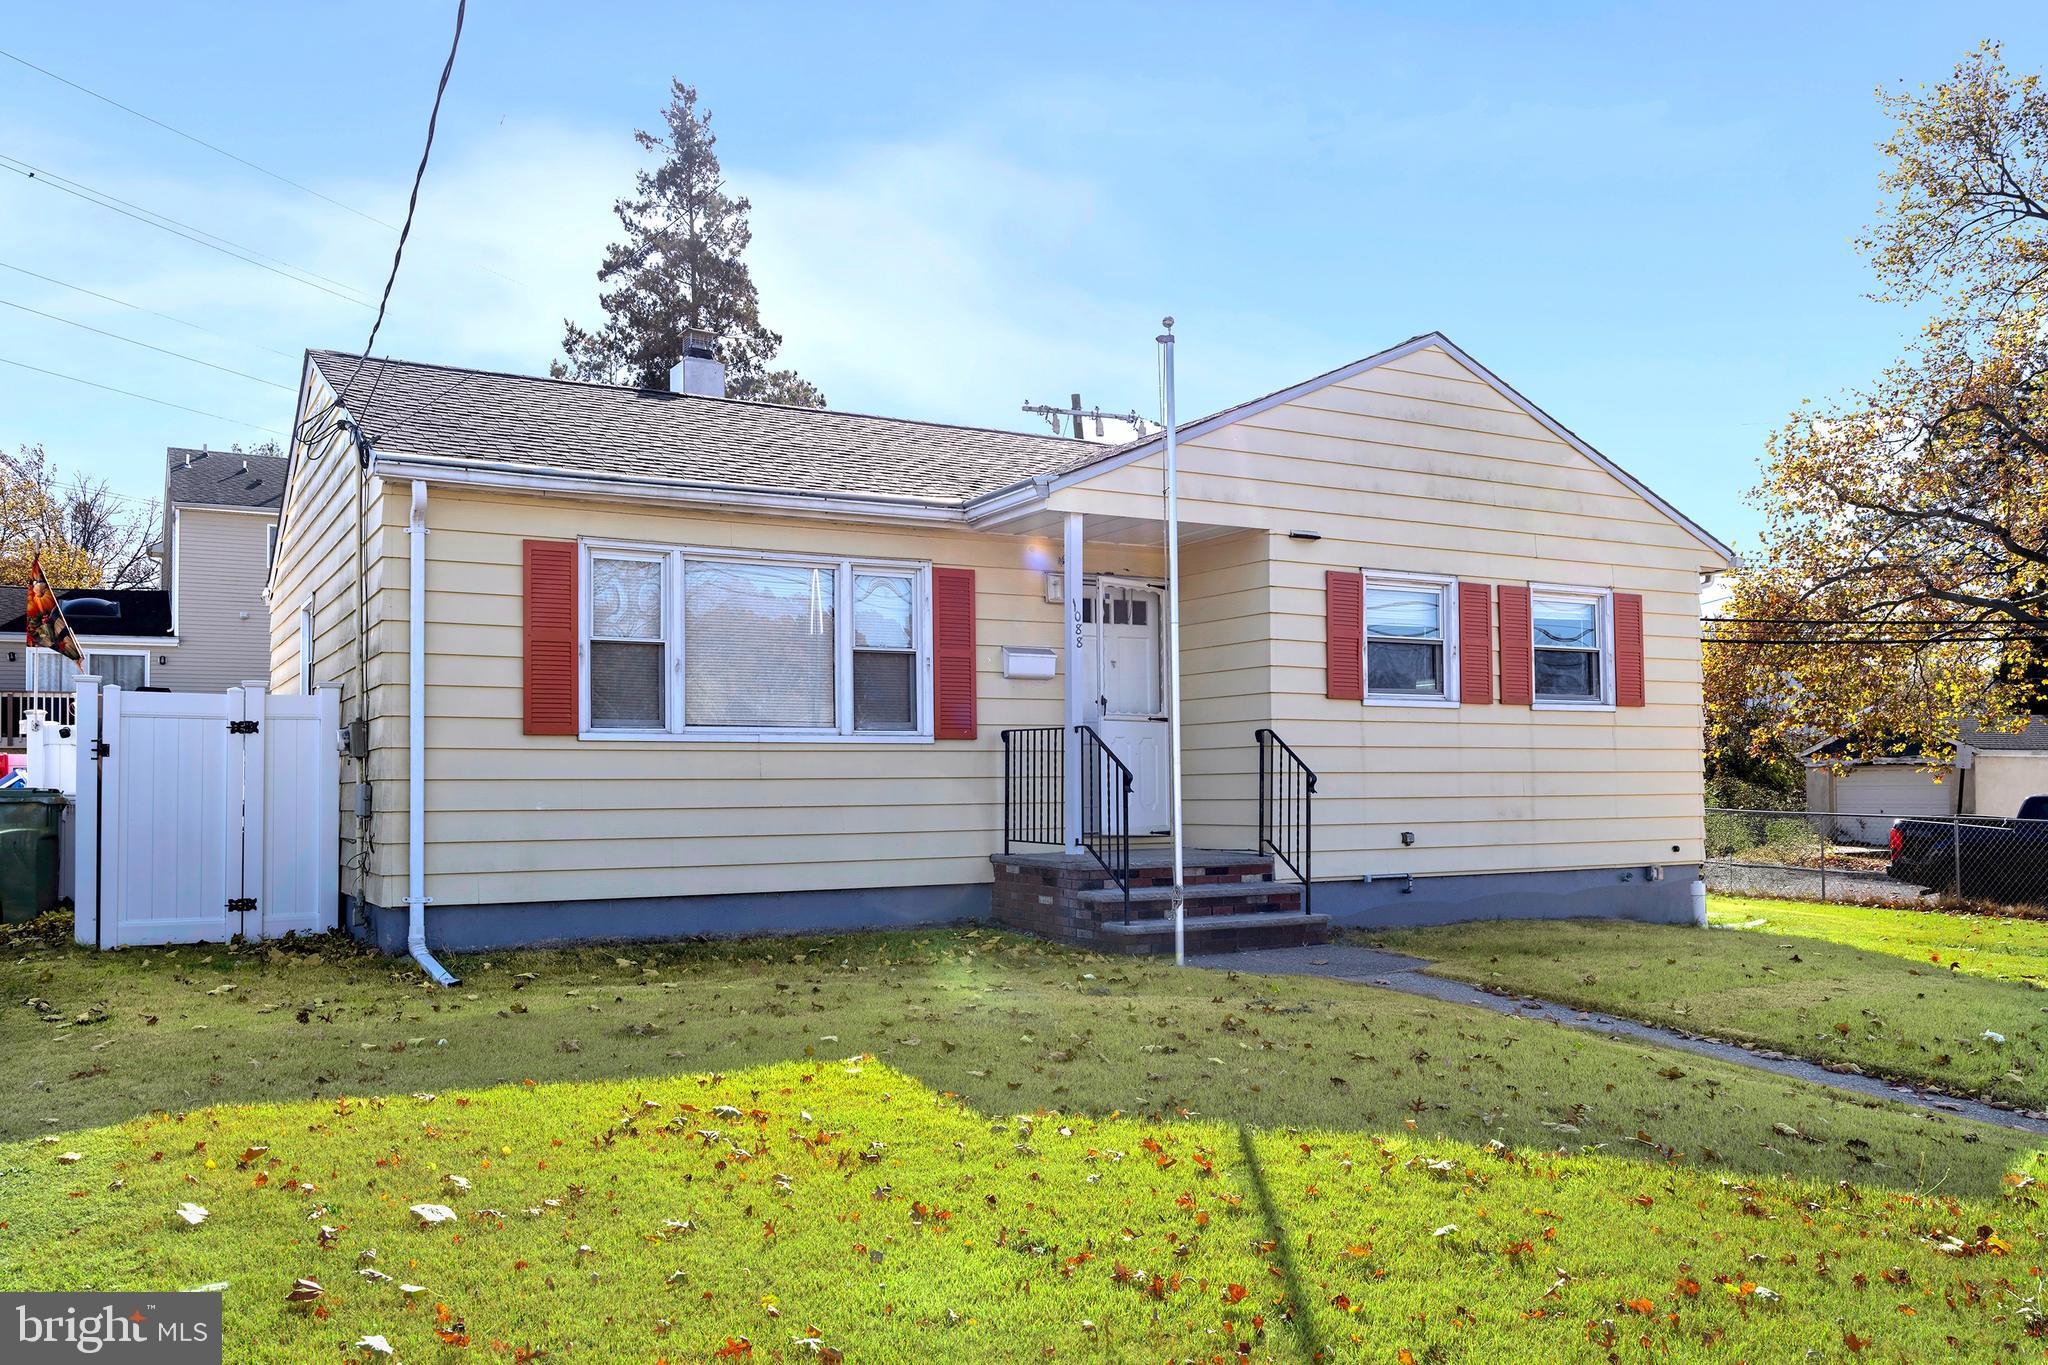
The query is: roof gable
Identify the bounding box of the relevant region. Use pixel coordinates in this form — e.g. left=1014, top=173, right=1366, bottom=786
left=1043, top=332, right=1737, bottom=567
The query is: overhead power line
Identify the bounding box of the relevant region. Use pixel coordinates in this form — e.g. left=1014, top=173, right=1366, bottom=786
left=0, top=354, right=285, bottom=435
left=0, top=296, right=292, bottom=389
left=0, top=46, right=402, bottom=233
left=321, top=0, right=466, bottom=439
left=0, top=258, right=298, bottom=360
left=0, top=152, right=373, bottom=308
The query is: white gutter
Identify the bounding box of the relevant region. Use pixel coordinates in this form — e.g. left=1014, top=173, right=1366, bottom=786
left=406, top=479, right=458, bottom=987
left=372, top=451, right=973, bottom=526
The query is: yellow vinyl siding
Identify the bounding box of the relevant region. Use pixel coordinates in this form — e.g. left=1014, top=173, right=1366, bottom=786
left=1047, top=343, right=1723, bottom=882
left=267, top=367, right=405, bottom=903
left=394, top=488, right=1162, bottom=910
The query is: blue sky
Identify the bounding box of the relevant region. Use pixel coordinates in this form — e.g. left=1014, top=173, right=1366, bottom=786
left=4, top=2, right=2045, bottom=551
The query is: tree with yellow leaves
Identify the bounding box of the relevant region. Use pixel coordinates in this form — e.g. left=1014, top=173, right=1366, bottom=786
left=1711, top=42, right=2048, bottom=766
left=0, top=444, right=158, bottom=591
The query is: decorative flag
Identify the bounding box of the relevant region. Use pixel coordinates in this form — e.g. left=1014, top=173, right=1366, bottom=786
left=25, top=554, right=82, bottom=670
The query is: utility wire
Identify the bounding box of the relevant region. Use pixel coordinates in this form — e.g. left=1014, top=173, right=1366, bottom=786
left=318, top=0, right=466, bottom=444
left=0, top=296, right=292, bottom=390
left=0, top=47, right=402, bottom=233
left=0, top=153, right=373, bottom=308
left=0, top=354, right=285, bottom=435
left=0, top=258, right=298, bottom=360
left=0, top=152, right=372, bottom=299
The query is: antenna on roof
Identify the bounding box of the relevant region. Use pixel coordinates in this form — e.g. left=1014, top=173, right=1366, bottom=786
left=1020, top=396, right=1151, bottom=440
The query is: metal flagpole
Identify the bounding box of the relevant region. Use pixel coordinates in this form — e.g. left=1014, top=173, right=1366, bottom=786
left=1158, top=319, right=1186, bottom=965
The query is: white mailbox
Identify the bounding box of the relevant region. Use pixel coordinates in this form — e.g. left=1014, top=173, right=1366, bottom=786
left=1002, top=647, right=1057, bottom=680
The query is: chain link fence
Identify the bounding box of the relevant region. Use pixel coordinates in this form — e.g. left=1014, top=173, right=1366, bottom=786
left=1705, top=807, right=2048, bottom=912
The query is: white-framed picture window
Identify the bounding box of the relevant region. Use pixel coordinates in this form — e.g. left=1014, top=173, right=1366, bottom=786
left=1531, top=585, right=1614, bottom=708
left=580, top=540, right=932, bottom=742
left=1362, top=571, right=1458, bottom=706
left=29, top=645, right=147, bottom=692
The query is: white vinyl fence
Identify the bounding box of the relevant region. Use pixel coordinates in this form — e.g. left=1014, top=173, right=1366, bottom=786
left=73, top=678, right=341, bottom=948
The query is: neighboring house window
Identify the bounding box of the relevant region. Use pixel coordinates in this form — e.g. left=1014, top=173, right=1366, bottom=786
left=1362, top=573, right=1456, bottom=704
left=28, top=646, right=146, bottom=691
left=1532, top=587, right=1612, bottom=705
left=266, top=523, right=280, bottom=569
left=583, top=543, right=931, bottom=739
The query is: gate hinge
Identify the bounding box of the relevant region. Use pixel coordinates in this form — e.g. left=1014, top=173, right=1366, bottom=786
left=92, top=740, right=112, bottom=759
left=227, top=719, right=260, bottom=735
left=226, top=896, right=258, bottom=914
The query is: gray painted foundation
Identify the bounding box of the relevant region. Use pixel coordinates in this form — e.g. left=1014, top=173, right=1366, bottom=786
left=348, top=864, right=1698, bottom=954
left=354, top=882, right=990, bottom=954
left=1315, top=864, right=1700, bottom=928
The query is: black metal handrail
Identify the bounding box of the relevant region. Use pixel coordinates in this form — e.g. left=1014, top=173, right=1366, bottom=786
left=1256, top=727, right=1316, bottom=914
left=1076, top=724, right=1132, bottom=919
left=1000, top=726, right=1065, bottom=852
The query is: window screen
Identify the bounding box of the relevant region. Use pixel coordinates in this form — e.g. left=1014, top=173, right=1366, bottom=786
left=853, top=573, right=916, bottom=731
left=1533, top=595, right=1602, bottom=700
left=684, top=561, right=835, bottom=727
left=590, top=556, right=665, bottom=728
left=1364, top=583, right=1444, bottom=696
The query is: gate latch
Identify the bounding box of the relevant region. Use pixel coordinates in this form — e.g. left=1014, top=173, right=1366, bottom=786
left=227, top=719, right=260, bottom=735
left=226, top=897, right=257, bottom=914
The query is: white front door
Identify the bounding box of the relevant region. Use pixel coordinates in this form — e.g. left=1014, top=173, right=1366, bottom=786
left=1090, top=578, right=1170, bottom=834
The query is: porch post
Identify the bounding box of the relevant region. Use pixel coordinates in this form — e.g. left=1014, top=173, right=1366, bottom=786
left=1062, top=511, right=1084, bottom=849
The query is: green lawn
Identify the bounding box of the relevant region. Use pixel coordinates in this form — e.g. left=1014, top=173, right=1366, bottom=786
left=1711, top=895, right=2048, bottom=986
left=1372, top=899, right=2048, bottom=1112
left=7, top=1060, right=2045, bottom=1363
left=0, top=919, right=2034, bottom=1194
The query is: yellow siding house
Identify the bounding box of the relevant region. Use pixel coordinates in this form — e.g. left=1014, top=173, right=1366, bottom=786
left=269, top=333, right=1734, bottom=959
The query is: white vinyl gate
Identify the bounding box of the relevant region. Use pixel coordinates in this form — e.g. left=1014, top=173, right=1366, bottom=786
left=73, top=678, right=340, bottom=948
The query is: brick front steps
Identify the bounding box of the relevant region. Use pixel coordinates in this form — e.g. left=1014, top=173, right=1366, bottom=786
left=990, top=847, right=1329, bottom=955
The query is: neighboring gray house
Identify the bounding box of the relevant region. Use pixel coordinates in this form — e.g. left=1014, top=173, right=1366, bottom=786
left=0, top=448, right=284, bottom=740
left=157, top=447, right=286, bottom=692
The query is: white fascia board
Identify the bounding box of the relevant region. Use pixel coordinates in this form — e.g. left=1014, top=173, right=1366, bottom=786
left=169, top=503, right=283, bottom=517
left=66, top=634, right=180, bottom=647
left=1008, top=331, right=1741, bottom=570
left=267, top=351, right=321, bottom=598
left=370, top=451, right=972, bottom=528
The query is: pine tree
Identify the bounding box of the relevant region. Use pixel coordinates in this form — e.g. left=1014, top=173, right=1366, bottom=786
left=555, top=81, right=823, bottom=406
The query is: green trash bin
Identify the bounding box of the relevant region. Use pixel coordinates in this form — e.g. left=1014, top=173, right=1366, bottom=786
left=0, top=789, right=65, bottom=924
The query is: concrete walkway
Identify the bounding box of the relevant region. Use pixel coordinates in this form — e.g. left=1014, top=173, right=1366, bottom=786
left=1187, top=943, right=2048, bottom=1138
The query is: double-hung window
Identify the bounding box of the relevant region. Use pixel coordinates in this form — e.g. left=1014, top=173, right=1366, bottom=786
left=583, top=543, right=930, bottom=739
left=1531, top=587, right=1612, bottom=706
left=1362, top=573, right=1456, bottom=705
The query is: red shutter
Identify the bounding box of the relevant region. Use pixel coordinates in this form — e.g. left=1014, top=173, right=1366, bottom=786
left=1614, top=591, right=1646, bottom=707
left=523, top=539, right=579, bottom=736
left=1325, top=570, right=1363, bottom=701
left=933, top=566, right=977, bottom=739
left=1496, top=584, right=1533, bottom=706
left=1458, top=582, right=1493, bottom=704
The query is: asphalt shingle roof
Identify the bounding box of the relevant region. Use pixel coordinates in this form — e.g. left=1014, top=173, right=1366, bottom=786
left=167, top=447, right=288, bottom=509
left=308, top=351, right=1103, bottom=506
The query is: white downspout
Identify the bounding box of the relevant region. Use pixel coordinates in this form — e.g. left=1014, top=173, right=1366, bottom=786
left=406, top=479, right=458, bottom=986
